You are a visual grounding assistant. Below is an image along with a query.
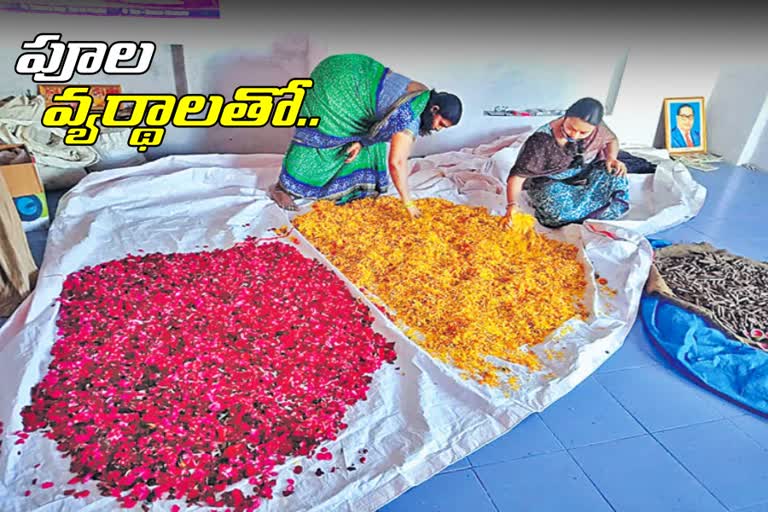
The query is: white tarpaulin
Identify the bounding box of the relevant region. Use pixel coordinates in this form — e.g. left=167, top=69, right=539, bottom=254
left=0, top=142, right=675, bottom=511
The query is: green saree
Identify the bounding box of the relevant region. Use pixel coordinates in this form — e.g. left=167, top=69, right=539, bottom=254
left=278, top=53, right=430, bottom=203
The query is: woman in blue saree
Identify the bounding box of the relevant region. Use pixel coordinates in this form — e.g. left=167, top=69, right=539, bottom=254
left=503, top=98, right=630, bottom=228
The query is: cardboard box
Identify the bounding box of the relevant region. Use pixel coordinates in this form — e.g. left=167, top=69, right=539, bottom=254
left=0, top=144, right=49, bottom=231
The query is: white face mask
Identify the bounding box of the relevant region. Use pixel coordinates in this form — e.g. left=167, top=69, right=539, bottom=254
left=561, top=121, right=578, bottom=143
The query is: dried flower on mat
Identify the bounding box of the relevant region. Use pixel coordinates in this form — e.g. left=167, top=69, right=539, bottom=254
left=294, top=197, right=587, bottom=387
left=20, top=240, right=396, bottom=510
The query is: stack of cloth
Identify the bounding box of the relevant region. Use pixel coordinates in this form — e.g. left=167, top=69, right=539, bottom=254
left=0, top=95, right=99, bottom=189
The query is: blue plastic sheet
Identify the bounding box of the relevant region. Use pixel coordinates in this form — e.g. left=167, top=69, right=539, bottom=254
left=641, top=239, right=768, bottom=417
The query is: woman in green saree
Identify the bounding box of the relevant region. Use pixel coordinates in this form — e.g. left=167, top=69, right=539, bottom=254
left=269, top=53, right=462, bottom=218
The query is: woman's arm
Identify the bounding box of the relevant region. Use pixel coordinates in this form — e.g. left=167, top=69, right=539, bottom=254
left=605, top=136, right=620, bottom=161
left=602, top=125, right=627, bottom=176
left=504, top=175, right=526, bottom=226
left=506, top=175, right=525, bottom=212
left=501, top=134, right=548, bottom=222
left=389, top=131, right=420, bottom=218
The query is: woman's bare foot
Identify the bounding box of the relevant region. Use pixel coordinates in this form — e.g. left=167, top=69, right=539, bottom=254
left=269, top=183, right=298, bottom=211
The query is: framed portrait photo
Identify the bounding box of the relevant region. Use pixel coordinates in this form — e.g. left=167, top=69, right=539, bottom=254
left=663, top=96, right=707, bottom=154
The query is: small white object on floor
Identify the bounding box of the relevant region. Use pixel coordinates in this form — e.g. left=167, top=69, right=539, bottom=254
left=671, top=152, right=723, bottom=172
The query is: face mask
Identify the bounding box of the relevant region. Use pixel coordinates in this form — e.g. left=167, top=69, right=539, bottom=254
left=561, top=121, right=578, bottom=143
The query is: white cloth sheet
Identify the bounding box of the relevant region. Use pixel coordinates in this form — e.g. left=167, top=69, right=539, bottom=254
left=0, top=134, right=695, bottom=510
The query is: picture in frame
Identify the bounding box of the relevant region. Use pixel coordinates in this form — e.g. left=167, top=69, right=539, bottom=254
left=663, top=96, right=707, bottom=154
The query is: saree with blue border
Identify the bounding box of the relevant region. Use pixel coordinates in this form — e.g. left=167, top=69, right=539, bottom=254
left=278, top=54, right=430, bottom=204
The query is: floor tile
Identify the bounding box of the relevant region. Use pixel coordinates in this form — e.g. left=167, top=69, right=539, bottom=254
left=733, top=503, right=768, bottom=512
left=440, top=457, right=471, bottom=473
left=474, top=451, right=612, bottom=512
left=380, top=470, right=496, bottom=512
left=570, top=435, right=726, bottom=512
left=26, top=231, right=48, bottom=267
left=46, top=189, right=67, bottom=218
left=540, top=377, right=645, bottom=448
left=597, top=365, right=728, bottom=432
left=653, top=224, right=714, bottom=245
left=468, top=414, right=563, bottom=467
left=687, top=166, right=768, bottom=223
left=656, top=420, right=768, bottom=510
left=731, top=415, right=768, bottom=450
left=689, top=221, right=768, bottom=261
left=709, top=394, right=751, bottom=419
left=598, top=319, right=667, bottom=373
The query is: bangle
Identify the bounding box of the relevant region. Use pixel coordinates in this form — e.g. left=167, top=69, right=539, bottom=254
left=506, top=201, right=517, bottom=207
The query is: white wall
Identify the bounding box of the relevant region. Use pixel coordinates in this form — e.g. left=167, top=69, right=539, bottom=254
left=706, top=66, right=768, bottom=163
left=743, top=98, right=768, bottom=171
left=158, top=36, right=316, bottom=156
left=748, top=130, right=768, bottom=171
left=316, top=33, right=625, bottom=155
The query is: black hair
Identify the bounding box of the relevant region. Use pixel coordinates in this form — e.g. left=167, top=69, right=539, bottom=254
left=563, top=97, right=605, bottom=166
left=677, top=103, right=694, bottom=115
left=419, top=90, right=462, bottom=136
left=565, top=97, right=604, bottom=126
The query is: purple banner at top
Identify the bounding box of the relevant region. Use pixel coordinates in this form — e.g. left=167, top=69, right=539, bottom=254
left=0, top=0, right=220, bottom=18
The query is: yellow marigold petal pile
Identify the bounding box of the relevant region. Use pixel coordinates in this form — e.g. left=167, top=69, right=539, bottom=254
left=294, top=197, right=588, bottom=388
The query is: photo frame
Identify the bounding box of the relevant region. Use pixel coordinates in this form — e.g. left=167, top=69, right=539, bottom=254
left=663, top=96, right=707, bottom=154
left=38, top=84, right=122, bottom=112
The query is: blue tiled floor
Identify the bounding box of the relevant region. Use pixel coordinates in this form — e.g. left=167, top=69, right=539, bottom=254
left=570, top=435, right=727, bottom=512
left=539, top=377, right=645, bottom=449
left=655, top=421, right=768, bottom=510
left=467, top=413, right=563, bottom=466
left=380, top=470, right=497, bottom=512
left=384, top=163, right=768, bottom=512
left=473, top=452, right=614, bottom=512
left=4, top=165, right=768, bottom=511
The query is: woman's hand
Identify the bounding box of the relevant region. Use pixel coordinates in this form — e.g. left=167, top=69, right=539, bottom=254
left=605, top=158, right=627, bottom=177
left=404, top=200, right=422, bottom=219
left=390, top=132, right=418, bottom=218
left=501, top=204, right=520, bottom=228
left=344, top=142, right=362, bottom=163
